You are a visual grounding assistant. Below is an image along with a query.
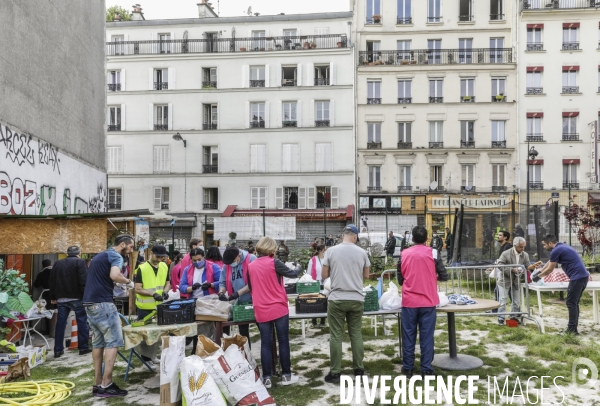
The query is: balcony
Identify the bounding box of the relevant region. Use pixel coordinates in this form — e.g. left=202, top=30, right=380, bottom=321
left=282, top=121, right=297, bottom=128
left=106, top=34, right=348, bottom=55
left=398, top=97, right=412, bottom=104
left=203, top=165, right=218, bottom=173
left=526, top=87, right=543, bottom=95
left=562, top=86, right=579, bottom=94
left=250, top=80, right=265, bottom=88
left=315, top=120, right=330, bottom=127
left=107, top=203, right=122, bottom=210
left=431, top=186, right=446, bottom=192
left=562, top=133, right=579, bottom=141
left=398, top=186, right=412, bottom=193
left=461, top=186, right=477, bottom=193
left=522, top=0, right=598, bottom=9
left=459, top=15, right=473, bottom=22
left=358, top=48, right=513, bottom=66
left=250, top=121, right=265, bottom=128
left=427, top=16, right=442, bottom=23
left=397, top=142, right=412, bottom=149
left=367, top=142, right=382, bottom=149
left=366, top=16, right=382, bottom=24
left=154, top=124, right=168, bottom=131
left=282, top=79, right=297, bottom=87
left=492, top=186, right=508, bottom=192
left=161, top=203, right=170, bottom=210
left=460, top=140, right=475, bottom=148
left=526, top=134, right=544, bottom=142
left=316, top=202, right=331, bottom=209
left=397, top=17, right=412, bottom=24
left=429, top=142, right=444, bottom=149
left=154, top=81, right=168, bottom=90
left=492, top=95, right=506, bottom=102
left=315, top=78, right=330, bottom=86
left=491, top=141, right=506, bottom=148
left=367, top=186, right=382, bottom=192
left=563, top=182, right=580, bottom=190
left=490, top=14, right=505, bottom=20
left=526, top=43, right=544, bottom=51
left=202, top=81, right=217, bottom=88
left=203, top=123, right=217, bottom=130
left=107, top=124, right=121, bottom=132
left=429, top=97, right=443, bottom=103
left=108, top=83, right=121, bottom=91
left=461, top=96, right=475, bottom=103
left=528, top=182, right=544, bottom=190
left=367, top=98, right=382, bottom=104
left=562, top=42, right=579, bottom=50
left=284, top=203, right=299, bottom=209
left=203, top=203, right=218, bottom=210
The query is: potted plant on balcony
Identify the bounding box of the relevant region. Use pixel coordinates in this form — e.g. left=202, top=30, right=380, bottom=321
left=463, top=95, right=472, bottom=101
left=303, top=41, right=310, bottom=49
left=337, top=41, right=343, bottom=47
left=240, top=47, right=246, bottom=51
left=373, top=14, right=381, bottom=23
left=310, top=41, right=317, bottom=49
left=495, top=94, right=504, bottom=101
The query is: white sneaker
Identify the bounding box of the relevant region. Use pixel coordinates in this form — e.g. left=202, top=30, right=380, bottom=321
left=281, top=374, right=299, bottom=386
left=152, top=358, right=160, bottom=364
left=262, top=377, right=272, bottom=389
left=144, top=360, right=155, bottom=368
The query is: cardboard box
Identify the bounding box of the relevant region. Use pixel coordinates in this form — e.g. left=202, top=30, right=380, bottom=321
left=0, top=361, right=16, bottom=372
left=0, top=353, right=20, bottom=362
left=16, top=346, right=47, bottom=369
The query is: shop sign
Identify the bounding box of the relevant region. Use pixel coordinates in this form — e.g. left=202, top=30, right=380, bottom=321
left=360, top=208, right=402, bottom=215
left=135, top=220, right=149, bottom=243
left=431, top=198, right=509, bottom=209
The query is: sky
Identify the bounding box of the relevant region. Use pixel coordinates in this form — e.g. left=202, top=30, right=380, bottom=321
left=109, top=0, right=350, bottom=19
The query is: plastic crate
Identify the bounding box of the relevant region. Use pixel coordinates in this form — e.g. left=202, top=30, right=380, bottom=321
left=285, top=284, right=297, bottom=294
left=157, top=300, right=196, bottom=325
left=296, top=281, right=320, bottom=294
left=295, top=294, right=328, bottom=314
left=363, top=288, right=379, bottom=312
left=233, top=302, right=255, bottom=322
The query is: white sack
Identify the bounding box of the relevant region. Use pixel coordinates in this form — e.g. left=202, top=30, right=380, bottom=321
left=180, top=355, right=226, bottom=406
left=160, top=336, right=186, bottom=406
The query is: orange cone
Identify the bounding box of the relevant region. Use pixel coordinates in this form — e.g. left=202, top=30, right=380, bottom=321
left=67, top=319, right=78, bottom=350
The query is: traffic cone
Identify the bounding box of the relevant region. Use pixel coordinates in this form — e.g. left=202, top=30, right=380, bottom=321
left=67, top=319, right=78, bottom=350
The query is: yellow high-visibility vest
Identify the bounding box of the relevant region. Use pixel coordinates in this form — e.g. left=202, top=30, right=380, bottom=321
left=135, top=261, right=168, bottom=310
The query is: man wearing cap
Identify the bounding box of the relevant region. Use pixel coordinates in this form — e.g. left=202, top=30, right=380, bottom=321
left=218, top=246, right=256, bottom=345
left=49, top=246, right=90, bottom=358
left=134, top=245, right=171, bottom=365
left=321, top=224, right=370, bottom=383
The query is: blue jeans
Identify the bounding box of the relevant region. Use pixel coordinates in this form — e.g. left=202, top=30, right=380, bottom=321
left=257, top=314, right=291, bottom=379
left=85, top=302, right=123, bottom=349
left=54, top=300, right=89, bottom=354
left=401, top=307, right=436, bottom=374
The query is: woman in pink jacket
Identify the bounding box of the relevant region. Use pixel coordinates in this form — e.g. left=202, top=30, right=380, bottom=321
left=307, top=244, right=326, bottom=328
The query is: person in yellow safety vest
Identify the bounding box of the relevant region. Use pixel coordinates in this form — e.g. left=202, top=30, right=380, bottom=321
left=134, top=244, right=171, bottom=366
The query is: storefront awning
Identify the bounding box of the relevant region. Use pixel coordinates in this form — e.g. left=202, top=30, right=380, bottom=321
left=590, top=193, right=600, bottom=201
left=221, top=205, right=353, bottom=220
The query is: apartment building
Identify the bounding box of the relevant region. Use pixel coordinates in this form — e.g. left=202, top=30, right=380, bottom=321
left=353, top=0, right=518, bottom=243
left=106, top=5, right=354, bottom=245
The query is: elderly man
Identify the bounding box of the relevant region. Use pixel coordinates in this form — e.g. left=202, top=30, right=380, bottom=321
left=496, top=236, right=533, bottom=326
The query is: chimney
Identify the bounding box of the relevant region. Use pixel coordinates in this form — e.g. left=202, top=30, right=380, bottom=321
left=113, top=13, right=122, bottom=22
left=197, top=0, right=218, bottom=18
left=131, top=4, right=145, bottom=21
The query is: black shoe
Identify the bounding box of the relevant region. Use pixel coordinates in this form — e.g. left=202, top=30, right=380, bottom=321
left=54, top=351, right=64, bottom=358
left=324, top=372, right=341, bottom=384
left=401, top=368, right=413, bottom=378
left=96, top=382, right=128, bottom=398
left=79, top=348, right=92, bottom=356
left=354, top=369, right=364, bottom=376
left=421, top=371, right=436, bottom=379
left=497, top=319, right=504, bottom=326
left=92, top=386, right=98, bottom=395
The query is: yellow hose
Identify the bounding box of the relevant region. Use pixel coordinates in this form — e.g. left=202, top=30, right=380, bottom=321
left=0, top=380, right=74, bottom=405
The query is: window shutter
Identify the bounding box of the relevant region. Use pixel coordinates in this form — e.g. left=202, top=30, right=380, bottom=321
left=282, top=144, right=290, bottom=172
left=106, top=107, right=110, bottom=127
left=292, top=144, right=300, bottom=171
left=250, top=145, right=257, bottom=172
left=154, top=187, right=162, bottom=210
left=259, top=187, right=267, bottom=208
left=307, top=187, right=316, bottom=209
left=315, top=143, right=323, bottom=172
left=297, top=100, right=302, bottom=128
left=168, top=103, right=173, bottom=130
left=324, top=143, right=332, bottom=171
left=298, top=187, right=307, bottom=209
left=121, top=104, right=126, bottom=131
left=149, top=103, right=154, bottom=130
left=245, top=102, right=250, bottom=129
left=242, top=65, right=249, bottom=88
left=153, top=146, right=159, bottom=172
left=275, top=187, right=284, bottom=209
left=117, top=146, right=123, bottom=173
left=310, top=100, right=315, bottom=127
left=330, top=100, right=335, bottom=127
left=297, top=64, right=303, bottom=86
left=265, top=64, right=270, bottom=88
left=307, top=63, right=314, bottom=86
left=149, top=67, right=154, bottom=90
left=276, top=63, right=282, bottom=87
left=258, top=145, right=266, bottom=172
left=492, top=165, right=498, bottom=186
left=331, top=186, right=339, bottom=209
left=330, top=62, right=336, bottom=86
left=251, top=187, right=259, bottom=209
left=264, top=101, right=270, bottom=128
left=278, top=101, right=283, bottom=128
left=121, top=69, right=126, bottom=91
left=169, top=67, right=175, bottom=90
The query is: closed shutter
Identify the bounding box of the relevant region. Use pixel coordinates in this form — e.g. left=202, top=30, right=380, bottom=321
left=310, top=100, right=315, bottom=127
left=275, top=187, right=283, bottom=209
left=276, top=63, right=282, bottom=87
left=116, top=146, right=123, bottom=173
left=297, top=100, right=302, bottom=128
left=297, top=64, right=303, bottom=86
left=242, top=65, right=249, bottom=88
left=307, top=187, right=316, bottom=209
left=149, top=67, right=154, bottom=90
left=121, top=104, right=126, bottom=131
left=264, top=101, right=270, bottom=128
left=149, top=103, right=154, bottom=130
left=298, top=187, right=307, bottom=209
left=258, top=145, right=266, bottom=172
left=168, top=103, right=173, bottom=130
left=278, top=101, right=283, bottom=128
left=330, top=62, right=336, bottom=86
left=259, top=187, right=267, bottom=208
left=330, top=100, right=335, bottom=127
left=121, top=69, right=126, bottom=91
left=169, top=67, right=176, bottom=90
left=250, top=145, right=257, bottom=172
left=315, top=143, right=323, bottom=172
left=265, top=64, right=270, bottom=87
left=154, top=187, right=162, bottom=210
left=153, top=146, right=159, bottom=172
left=282, top=144, right=291, bottom=172
left=251, top=187, right=259, bottom=209
left=331, top=186, right=339, bottom=209
left=324, top=143, right=332, bottom=171
left=307, top=63, right=314, bottom=86
left=245, top=102, right=250, bottom=129
left=291, top=144, right=299, bottom=172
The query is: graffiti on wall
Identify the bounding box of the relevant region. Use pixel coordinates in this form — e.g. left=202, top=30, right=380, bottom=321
left=0, top=122, right=107, bottom=216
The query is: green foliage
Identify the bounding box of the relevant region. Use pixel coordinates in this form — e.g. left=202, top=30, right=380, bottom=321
left=0, top=266, right=28, bottom=297
left=368, top=254, right=385, bottom=273
left=288, top=248, right=313, bottom=273
left=6, top=292, right=34, bottom=315
left=106, top=5, right=132, bottom=22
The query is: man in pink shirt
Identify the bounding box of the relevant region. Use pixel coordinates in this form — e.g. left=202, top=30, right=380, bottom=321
left=397, top=226, right=448, bottom=378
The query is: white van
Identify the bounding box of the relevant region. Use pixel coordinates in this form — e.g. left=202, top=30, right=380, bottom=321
left=358, top=232, right=406, bottom=258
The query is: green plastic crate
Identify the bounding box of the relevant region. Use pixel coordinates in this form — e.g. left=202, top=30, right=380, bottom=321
left=232, top=302, right=255, bottom=322
left=364, top=288, right=379, bottom=312
left=296, top=281, right=320, bottom=294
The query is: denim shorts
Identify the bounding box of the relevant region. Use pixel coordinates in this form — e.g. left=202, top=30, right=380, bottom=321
left=85, top=302, right=123, bottom=349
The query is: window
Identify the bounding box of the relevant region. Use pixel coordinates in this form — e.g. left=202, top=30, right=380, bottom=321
left=111, top=35, right=125, bottom=55
left=429, top=79, right=443, bottom=102
left=250, top=145, right=267, bottom=173
left=315, top=143, right=332, bottom=172
left=429, top=121, right=443, bottom=147
left=108, top=70, right=121, bottom=91
left=281, top=187, right=299, bottom=209
left=316, top=186, right=332, bottom=208
left=563, top=26, right=578, bottom=50
left=250, top=102, right=265, bottom=128
left=459, top=38, right=473, bottom=63
left=203, top=146, right=218, bottom=173
left=153, top=187, right=170, bottom=210
left=491, top=78, right=506, bottom=101
left=202, top=68, right=217, bottom=88
left=428, top=0, right=442, bottom=22
left=527, top=27, right=543, bottom=51
left=315, top=65, right=330, bottom=86
left=461, top=165, right=475, bottom=189
left=461, top=78, right=475, bottom=101
left=203, top=188, right=218, bottom=210
left=398, top=80, right=412, bottom=103
left=526, top=71, right=542, bottom=94
left=562, top=69, right=578, bottom=93
left=155, top=105, right=168, bottom=130
left=107, top=146, right=123, bottom=173
left=251, top=31, right=266, bottom=50
left=158, top=33, right=171, bottom=53
left=154, top=68, right=168, bottom=90
left=398, top=122, right=412, bottom=147
left=368, top=166, right=381, bottom=189
left=528, top=165, right=542, bottom=183
left=250, top=66, right=265, bottom=87
left=490, top=38, right=504, bottom=63
left=281, top=66, right=298, bottom=87
left=283, top=29, right=297, bottom=37
left=397, top=40, right=411, bottom=61
left=459, top=0, right=472, bottom=21
left=491, top=121, right=506, bottom=146
left=430, top=165, right=443, bottom=189
left=397, top=0, right=412, bottom=23
left=251, top=187, right=267, bottom=209
left=282, top=144, right=299, bottom=172
left=315, top=101, right=330, bottom=126
left=367, top=81, right=381, bottom=104
left=108, top=106, right=121, bottom=131
left=461, top=121, right=475, bottom=146
left=428, top=40, right=441, bottom=64
left=492, top=164, right=506, bottom=189
left=366, top=0, right=381, bottom=24
left=153, top=146, right=170, bottom=174
left=367, top=123, right=381, bottom=147
left=563, top=163, right=578, bottom=186
left=366, top=41, right=381, bottom=63
left=203, top=104, right=217, bottom=130
left=398, top=166, right=412, bottom=188
left=527, top=117, right=542, bottom=140
left=283, top=102, right=297, bottom=127
left=490, top=0, right=504, bottom=20
left=563, top=116, right=577, bottom=139
left=108, top=188, right=122, bottom=210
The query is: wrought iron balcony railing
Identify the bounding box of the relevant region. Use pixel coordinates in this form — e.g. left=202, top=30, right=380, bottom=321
left=316, top=202, right=331, bottom=208
left=315, top=120, right=330, bottom=127
left=107, top=124, right=121, bottom=132
left=203, top=165, right=218, bottom=173
left=282, top=79, right=297, bottom=87
left=315, top=77, right=330, bottom=86
left=397, top=17, right=412, bottom=24
left=461, top=96, right=475, bottom=102
left=528, top=182, right=543, bottom=190
left=202, top=81, right=217, bottom=88
left=491, top=140, right=506, bottom=148
left=161, top=203, right=170, bottom=210
left=250, top=80, right=265, bottom=87
left=429, top=142, right=444, bottom=149
left=367, top=98, right=382, bottom=104
left=358, top=48, right=513, bottom=66
left=154, top=124, right=168, bottom=131
left=250, top=121, right=265, bottom=128
left=282, top=121, right=297, bottom=128
left=563, top=182, right=580, bottom=190
left=526, top=134, right=544, bottom=142
left=367, top=142, right=382, bottom=149
left=461, top=186, right=477, bottom=193
left=398, top=142, right=412, bottom=149
left=459, top=15, right=473, bottom=22
left=427, top=16, right=442, bottom=23
left=429, top=97, right=443, bottom=103
left=398, top=97, right=412, bottom=104
left=562, top=133, right=579, bottom=141
left=284, top=203, right=299, bottom=209
left=490, top=14, right=505, bottom=20
left=203, top=123, right=217, bottom=130
left=526, top=87, right=543, bottom=95
left=367, top=186, right=382, bottom=192
left=562, top=42, right=579, bottom=50
left=492, top=186, right=508, bottom=192
left=460, top=140, right=475, bottom=148
left=203, top=203, right=218, bottom=209
left=366, top=16, right=382, bottom=24
left=523, top=0, right=599, bottom=10
left=526, top=43, right=544, bottom=51
left=398, top=186, right=412, bottom=193
left=108, top=83, right=121, bottom=91
left=492, top=95, right=506, bottom=102
left=154, top=81, right=168, bottom=90
left=562, top=86, right=579, bottom=94
left=107, top=203, right=122, bottom=210
left=106, top=34, right=348, bottom=55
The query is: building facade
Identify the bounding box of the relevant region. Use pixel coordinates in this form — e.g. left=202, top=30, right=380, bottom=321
left=352, top=0, right=519, bottom=247
left=106, top=5, right=354, bottom=246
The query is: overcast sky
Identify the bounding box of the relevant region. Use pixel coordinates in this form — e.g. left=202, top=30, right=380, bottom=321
left=109, top=0, right=350, bottom=19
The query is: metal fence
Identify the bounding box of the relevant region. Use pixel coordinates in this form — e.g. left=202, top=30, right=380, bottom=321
left=358, top=48, right=513, bottom=66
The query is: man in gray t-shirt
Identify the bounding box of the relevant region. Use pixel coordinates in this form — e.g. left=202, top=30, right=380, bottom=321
left=322, top=224, right=370, bottom=383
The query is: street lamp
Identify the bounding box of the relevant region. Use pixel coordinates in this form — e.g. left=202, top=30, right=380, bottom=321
left=526, top=144, right=538, bottom=247
left=172, top=133, right=187, bottom=212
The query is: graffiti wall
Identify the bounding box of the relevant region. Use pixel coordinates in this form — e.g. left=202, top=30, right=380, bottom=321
left=0, top=121, right=107, bottom=215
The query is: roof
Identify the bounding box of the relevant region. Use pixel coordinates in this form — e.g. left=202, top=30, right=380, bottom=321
left=106, top=12, right=353, bottom=28
left=0, top=209, right=154, bottom=220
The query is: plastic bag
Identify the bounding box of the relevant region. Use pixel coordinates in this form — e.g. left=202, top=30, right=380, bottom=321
left=167, top=289, right=181, bottom=301
left=298, top=273, right=315, bottom=282
left=160, top=336, right=185, bottom=406
left=378, top=282, right=402, bottom=310
left=180, top=355, right=227, bottom=406
left=437, top=292, right=449, bottom=307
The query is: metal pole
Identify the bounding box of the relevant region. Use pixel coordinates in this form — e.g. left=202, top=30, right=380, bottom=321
left=323, top=207, right=326, bottom=241
left=568, top=182, right=572, bottom=246
left=385, top=205, right=389, bottom=235
left=171, top=223, right=175, bottom=257
left=526, top=139, right=530, bottom=248
left=448, top=195, right=451, bottom=230
left=263, top=209, right=266, bottom=236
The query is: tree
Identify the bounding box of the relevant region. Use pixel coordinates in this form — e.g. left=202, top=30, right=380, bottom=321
left=563, top=195, right=600, bottom=255
left=106, top=5, right=132, bottom=22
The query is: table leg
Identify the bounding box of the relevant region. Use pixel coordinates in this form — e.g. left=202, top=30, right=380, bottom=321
left=301, top=319, right=305, bottom=339
left=30, top=319, right=50, bottom=349
left=214, top=322, right=223, bottom=345
left=374, top=316, right=377, bottom=337
left=593, top=291, right=598, bottom=324
left=432, top=313, right=483, bottom=371
left=397, top=313, right=402, bottom=361
left=537, top=290, right=545, bottom=334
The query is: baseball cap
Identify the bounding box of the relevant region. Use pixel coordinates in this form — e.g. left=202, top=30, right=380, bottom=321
left=151, top=245, right=169, bottom=257
left=343, top=224, right=359, bottom=234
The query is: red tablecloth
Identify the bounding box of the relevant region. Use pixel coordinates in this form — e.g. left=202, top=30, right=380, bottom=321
left=543, top=269, right=593, bottom=283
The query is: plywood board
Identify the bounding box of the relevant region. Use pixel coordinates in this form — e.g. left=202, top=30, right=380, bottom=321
left=0, top=219, right=106, bottom=254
